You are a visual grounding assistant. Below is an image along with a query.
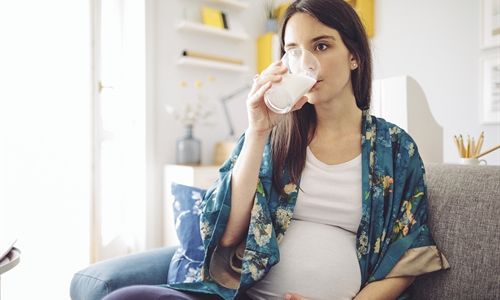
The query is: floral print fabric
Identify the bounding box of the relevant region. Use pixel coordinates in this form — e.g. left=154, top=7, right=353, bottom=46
left=167, top=111, right=447, bottom=299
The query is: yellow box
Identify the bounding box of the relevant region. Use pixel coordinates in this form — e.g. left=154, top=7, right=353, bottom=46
left=257, top=33, right=280, bottom=74
left=275, top=2, right=291, bottom=21
left=201, top=6, right=224, bottom=29
left=345, top=0, right=374, bottom=38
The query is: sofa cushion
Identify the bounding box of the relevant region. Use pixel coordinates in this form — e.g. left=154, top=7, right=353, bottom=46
left=411, top=163, right=500, bottom=299
left=167, top=183, right=207, bottom=284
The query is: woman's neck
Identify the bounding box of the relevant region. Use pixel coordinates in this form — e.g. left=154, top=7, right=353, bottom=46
left=313, top=97, right=363, bottom=136
left=308, top=100, right=363, bottom=165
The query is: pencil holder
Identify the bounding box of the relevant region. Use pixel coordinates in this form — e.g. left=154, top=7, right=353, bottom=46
left=459, top=158, right=487, bottom=165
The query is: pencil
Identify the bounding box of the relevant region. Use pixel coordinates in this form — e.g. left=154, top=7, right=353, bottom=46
left=466, top=135, right=470, bottom=158
left=453, top=135, right=461, bottom=157
left=475, top=132, right=484, bottom=157
left=471, top=137, right=475, bottom=158
left=459, top=135, right=465, bottom=158
left=472, top=144, right=500, bottom=159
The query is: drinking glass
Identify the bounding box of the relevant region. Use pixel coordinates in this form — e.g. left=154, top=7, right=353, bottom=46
left=264, top=49, right=321, bottom=114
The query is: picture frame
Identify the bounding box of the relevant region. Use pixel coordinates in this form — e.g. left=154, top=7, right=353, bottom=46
left=480, top=55, right=500, bottom=124
left=481, top=0, right=500, bottom=49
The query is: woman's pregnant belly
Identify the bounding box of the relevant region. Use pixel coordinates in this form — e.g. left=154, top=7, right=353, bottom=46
left=246, top=219, right=361, bottom=300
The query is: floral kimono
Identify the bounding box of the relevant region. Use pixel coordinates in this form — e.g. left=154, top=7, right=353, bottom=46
left=168, top=111, right=449, bottom=299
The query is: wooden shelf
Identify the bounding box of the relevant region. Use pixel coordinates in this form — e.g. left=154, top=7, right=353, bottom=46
left=199, top=0, right=249, bottom=10
left=176, top=20, right=249, bottom=42
left=177, top=56, right=249, bottom=72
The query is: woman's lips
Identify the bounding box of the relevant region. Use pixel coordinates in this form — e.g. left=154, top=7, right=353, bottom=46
left=311, top=80, right=321, bottom=90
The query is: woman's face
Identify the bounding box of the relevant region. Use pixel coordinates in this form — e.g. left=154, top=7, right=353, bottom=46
left=283, top=12, right=357, bottom=106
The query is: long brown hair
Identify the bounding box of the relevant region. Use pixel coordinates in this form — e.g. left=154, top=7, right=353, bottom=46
left=270, top=0, right=372, bottom=194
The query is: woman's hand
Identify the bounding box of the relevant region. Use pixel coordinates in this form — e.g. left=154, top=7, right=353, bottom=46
left=283, top=276, right=414, bottom=300
left=246, top=60, right=308, bottom=135
left=353, top=276, right=415, bottom=300
left=284, top=293, right=312, bottom=300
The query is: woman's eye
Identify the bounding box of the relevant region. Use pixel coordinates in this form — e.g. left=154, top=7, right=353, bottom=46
left=316, top=43, right=328, bottom=51
left=288, top=49, right=302, bottom=56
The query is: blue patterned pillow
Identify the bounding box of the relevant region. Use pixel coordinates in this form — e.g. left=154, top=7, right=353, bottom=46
left=167, top=183, right=207, bottom=284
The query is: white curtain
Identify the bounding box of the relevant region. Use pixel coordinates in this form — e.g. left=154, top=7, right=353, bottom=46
left=91, top=0, right=147, bottom=262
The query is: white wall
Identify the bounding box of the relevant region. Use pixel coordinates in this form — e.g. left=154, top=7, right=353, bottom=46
left=372, top=0, right=499, bottom=166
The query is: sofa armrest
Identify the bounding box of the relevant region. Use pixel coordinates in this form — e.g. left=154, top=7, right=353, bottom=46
left=410, top=164, right=500, bottom=299
left=70, top=246, right=178, bottom=300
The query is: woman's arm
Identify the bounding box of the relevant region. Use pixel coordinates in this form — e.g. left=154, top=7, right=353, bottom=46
left=219, top=127, right=270, bottom=247
left=220, top=61, right=300, bottom=247
left=353, top=276, right=415, bottom=300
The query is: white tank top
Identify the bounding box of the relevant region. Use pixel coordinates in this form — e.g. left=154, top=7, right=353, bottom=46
left=246, top=148, right=362, bottom=300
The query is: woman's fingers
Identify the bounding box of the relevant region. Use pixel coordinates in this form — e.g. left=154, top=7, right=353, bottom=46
left=247, top=81, right=272, bottom=109
left=248, top=61, right=288, bottom=97
left=284, top=293, right=312, bottom=300
left=245, top=59, right=295, bottom=131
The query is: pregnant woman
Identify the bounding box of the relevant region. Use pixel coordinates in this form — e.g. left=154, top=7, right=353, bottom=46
left=104, top=0, right=449, bottom=299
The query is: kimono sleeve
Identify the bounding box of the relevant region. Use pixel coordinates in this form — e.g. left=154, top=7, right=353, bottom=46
left=369, top=132, right=450, bottom=282
left=199, top=134, right=245, bottom=253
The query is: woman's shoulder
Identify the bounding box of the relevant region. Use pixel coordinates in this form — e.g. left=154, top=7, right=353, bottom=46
left=366, top=113, right=422, bottom=169
left=368, top=113, right=414, bottom=142
left=365, top=113, right=419, bottom=159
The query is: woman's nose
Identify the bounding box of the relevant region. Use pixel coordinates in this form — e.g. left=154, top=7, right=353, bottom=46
left=300, top=53, right=319, bottom=71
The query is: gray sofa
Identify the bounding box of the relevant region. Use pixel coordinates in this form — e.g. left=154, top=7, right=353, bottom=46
left=70, top=163, right=500, bottom=300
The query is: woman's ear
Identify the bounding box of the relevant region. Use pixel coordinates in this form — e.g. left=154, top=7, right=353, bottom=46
left=350, top=55, right=358, bottom=70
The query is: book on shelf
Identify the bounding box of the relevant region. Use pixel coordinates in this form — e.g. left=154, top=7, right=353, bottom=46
left=221, top=11, right=228, bottom=29
left=257, top=32, right=280, bottom=73
left=182, top=50, right=243, bottom=65
left=201, top=6, right=229, bottom=30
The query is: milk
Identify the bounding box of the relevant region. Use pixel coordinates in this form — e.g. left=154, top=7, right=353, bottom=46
left=265, top=73, right=316, bottom=114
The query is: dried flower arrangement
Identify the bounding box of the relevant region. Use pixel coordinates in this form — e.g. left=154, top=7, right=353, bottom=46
left=165, top=75, right=216, bottom=127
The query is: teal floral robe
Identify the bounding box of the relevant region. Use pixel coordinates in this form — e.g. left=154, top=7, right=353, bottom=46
left=168, top=111, right=449, bottom=299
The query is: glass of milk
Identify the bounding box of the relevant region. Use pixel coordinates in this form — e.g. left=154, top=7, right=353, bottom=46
left=264, top=49, right=321, bottom=114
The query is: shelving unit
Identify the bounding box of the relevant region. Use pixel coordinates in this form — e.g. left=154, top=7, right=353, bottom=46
left=175, top=20, right=249, bottom=42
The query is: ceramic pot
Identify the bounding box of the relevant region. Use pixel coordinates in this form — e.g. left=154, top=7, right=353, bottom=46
left=176, top=125, right=201, bottom=165
left=266, top=18, right=278, bottom=32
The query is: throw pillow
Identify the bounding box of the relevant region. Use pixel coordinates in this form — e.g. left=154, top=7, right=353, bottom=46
left=167, top=183, right=207, bottom=284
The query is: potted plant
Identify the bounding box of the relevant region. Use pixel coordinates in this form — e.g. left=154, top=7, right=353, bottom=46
left=262, top=0, right=279, bottom=32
